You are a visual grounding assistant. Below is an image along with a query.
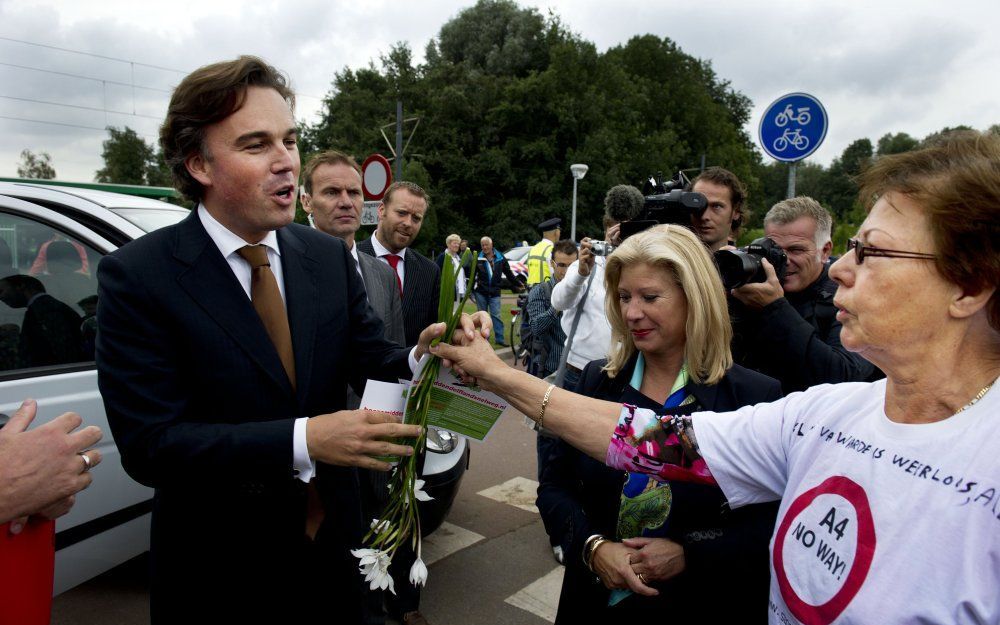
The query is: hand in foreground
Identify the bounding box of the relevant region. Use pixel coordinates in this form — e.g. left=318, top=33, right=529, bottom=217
left=622, top=536, right=686, bottom=583
left=306, top=409, right=422, bottom=471
left=0, top=399, right=102, bottom=529
left=591, top=540, right=658, bottom=596
left=429, top=335, right=504, bottom=392
left=731, top=258, right=784, bottom=309
left=415, top=311, right=493, bottom=360
left=578, top=238, right=596, bottom=277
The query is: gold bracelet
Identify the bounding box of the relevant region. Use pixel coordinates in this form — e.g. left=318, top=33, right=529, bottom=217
left=583, top=535, right=608, bottom=572
left=538, top=384, right=555, bottom=431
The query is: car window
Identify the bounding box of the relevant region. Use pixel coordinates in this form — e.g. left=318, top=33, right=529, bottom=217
left=0, top=211, right=101, bottom=373
left=110, top=207, right=188, bottom=233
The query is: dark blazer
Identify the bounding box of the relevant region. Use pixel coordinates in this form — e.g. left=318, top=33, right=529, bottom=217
left=358, top=236, right=440, bottom=346
left=536, top=354, right=782, bottom=624
left=356, top=250, right=406, bottom=347
left=96, top=210, right=412, bottom=623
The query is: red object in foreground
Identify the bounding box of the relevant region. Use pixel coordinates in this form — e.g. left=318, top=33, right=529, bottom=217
left=0, top=518, right=55, bottom=625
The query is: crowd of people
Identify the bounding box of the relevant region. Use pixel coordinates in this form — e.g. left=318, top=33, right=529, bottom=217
left=1, top=53, right=997, bottom=625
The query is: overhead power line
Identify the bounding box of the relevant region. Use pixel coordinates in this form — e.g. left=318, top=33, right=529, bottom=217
left=0, top=61, right=174, bottom=93
left=0, top=94, right=163, bottom=120
left=0, top=115, right=158, bottom=139
left=0, top=35, right=187, bottom=74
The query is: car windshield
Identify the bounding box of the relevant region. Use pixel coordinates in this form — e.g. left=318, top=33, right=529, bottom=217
left=505, top=246, right=530, bottom=261
left=110, top=207, right=188, bottom=233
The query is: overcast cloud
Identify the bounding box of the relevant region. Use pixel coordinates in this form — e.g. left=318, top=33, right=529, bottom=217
left=1, top=0, right=996, bottom=181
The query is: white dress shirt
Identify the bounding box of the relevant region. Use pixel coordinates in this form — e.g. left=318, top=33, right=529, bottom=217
left=370, top=233, right=406, bottom=287
left=550, top=256, right=612, bottom=369
left=200, top=207, right=420, bottom=483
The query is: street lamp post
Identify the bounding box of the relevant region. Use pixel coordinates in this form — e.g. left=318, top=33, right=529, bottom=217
left=569, top=163, right=589, bottom=241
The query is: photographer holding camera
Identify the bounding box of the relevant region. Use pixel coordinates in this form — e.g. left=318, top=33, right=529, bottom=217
left=728, top=197, right=876, bottom=393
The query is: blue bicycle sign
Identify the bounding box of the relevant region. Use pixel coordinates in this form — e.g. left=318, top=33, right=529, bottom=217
left=759, top=93, right=827, bottom=162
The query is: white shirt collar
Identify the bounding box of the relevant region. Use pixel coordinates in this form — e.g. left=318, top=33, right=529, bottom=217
left=198, top=204, right=281, bottom=259
left=370, top=233, right=406, bottom=260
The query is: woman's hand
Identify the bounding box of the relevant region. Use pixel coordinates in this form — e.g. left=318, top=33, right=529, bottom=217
left=430, top=335, right=504, bottom=392
left=622, top=536, right=686, bottom=583
left=590, top=540, right=658, bottom=596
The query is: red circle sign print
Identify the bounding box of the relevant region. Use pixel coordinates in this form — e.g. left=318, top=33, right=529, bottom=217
left=772, top=475, right=876, bottom=625
left=361, top=154, right=393, bottom=200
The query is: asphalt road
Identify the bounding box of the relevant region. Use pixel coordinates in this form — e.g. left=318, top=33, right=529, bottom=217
left=52, top=362, right=563, bottom=625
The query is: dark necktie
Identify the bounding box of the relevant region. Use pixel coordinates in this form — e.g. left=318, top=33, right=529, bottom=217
left=384, top=253, right=404, bottom=297
left=237, top=245, right=296, bottom=390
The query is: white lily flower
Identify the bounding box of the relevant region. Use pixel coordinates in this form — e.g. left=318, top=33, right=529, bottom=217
left=351, top=548, right=396, bottom=595
left=409, top=556, right=428, bottom=587
left=413, top=479, right=434, bottom=502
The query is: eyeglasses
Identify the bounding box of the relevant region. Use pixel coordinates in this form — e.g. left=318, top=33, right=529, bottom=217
left=846, top=238, right=937, bottom=265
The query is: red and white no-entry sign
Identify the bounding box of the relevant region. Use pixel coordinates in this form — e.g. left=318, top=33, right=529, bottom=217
left=361, top=154, right=393, bottom=201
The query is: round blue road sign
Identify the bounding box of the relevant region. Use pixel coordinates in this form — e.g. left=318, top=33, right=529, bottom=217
left=759, top=93, right=828, bottom=162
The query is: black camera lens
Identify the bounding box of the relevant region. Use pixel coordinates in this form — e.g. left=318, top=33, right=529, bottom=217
left=715, top=249, right=764, bottom=290
left=714, top=237, right=788, bottom=290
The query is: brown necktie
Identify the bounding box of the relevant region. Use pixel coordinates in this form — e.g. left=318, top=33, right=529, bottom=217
left=237, top=245, right=296, bottom=390
left=239, top=245, right=323, bottom=539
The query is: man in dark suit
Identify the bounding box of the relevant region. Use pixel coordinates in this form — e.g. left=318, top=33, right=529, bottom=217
left=357, top=181, right=439, bottom=625
left=302, top=150, right=405, bottom=348
left=95, top=57, right=484, bottom=624
left=358, top=182, right=441, bottom=347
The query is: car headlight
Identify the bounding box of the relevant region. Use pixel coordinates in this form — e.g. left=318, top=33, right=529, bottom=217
left=425, top=427, right=457, bottom=454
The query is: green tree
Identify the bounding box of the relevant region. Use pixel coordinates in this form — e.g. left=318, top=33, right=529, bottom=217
left=16, top=149, right=56, bottom=179
left=95, top=126, right=169, bottom=186
left=876, top=132, right=919, bottom=157
left=305, top=0, right=755, bottom=250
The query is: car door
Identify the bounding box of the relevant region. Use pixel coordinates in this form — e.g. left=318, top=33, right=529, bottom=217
left=0, top=195, right=152, bottom=594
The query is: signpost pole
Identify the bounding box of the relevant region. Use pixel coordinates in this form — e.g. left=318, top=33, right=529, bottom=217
left=395, top=100, right=404, bottom=180
left=787, top=161, right=798, bottom=199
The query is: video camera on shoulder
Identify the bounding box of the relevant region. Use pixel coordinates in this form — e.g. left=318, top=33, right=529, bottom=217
left=591, top=171, right=708, bottom=256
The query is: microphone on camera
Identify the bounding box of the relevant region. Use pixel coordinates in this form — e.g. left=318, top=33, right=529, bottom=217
left=604, top=184, right=645, bottom=223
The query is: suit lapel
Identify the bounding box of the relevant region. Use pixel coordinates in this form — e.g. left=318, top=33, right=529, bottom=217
left=278, top=227, right=317, bottom=404
left=173, top=211, right=294, bottom=395
left=357, top=254, right=385, bottom=320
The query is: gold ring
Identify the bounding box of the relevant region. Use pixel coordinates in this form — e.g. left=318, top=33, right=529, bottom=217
left=637, top=572, right=648, bottom=585
left=79, top=452, right=92, bottom=472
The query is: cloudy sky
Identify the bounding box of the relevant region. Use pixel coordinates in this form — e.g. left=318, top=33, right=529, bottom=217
left=1, top=0, right=996, bottom=182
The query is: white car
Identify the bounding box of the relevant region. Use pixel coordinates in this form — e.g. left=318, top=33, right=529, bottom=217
left=0, top=181, right=469, bottom=594
left=0, top=181, right=188, bottom=594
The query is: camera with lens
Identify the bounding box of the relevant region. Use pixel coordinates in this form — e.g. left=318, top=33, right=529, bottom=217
left=590, top=240, right=616, bottom=256
left=714, top=237, right=788, bottom=290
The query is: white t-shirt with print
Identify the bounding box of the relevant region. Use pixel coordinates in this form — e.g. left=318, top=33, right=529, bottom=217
left=694, top=379, right=1000, bottom=625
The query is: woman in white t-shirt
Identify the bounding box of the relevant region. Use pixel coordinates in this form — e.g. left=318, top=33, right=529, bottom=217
left=433, top=131, right=1000, bottom=624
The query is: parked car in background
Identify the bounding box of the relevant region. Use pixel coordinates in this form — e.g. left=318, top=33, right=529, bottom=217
left=0, top=180, right=469, bottom=593
left=0, top=181, right=188, bottom=594
left=501, top=245, right=530, bottom=290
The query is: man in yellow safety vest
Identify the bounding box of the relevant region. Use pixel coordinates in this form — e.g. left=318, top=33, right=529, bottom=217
left=526, top=217, right=561, bottom=287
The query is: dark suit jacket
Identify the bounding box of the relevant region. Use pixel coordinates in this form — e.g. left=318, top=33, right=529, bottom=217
left=96, top=211, right=412, bottom=623
left=358, top=236, right=440, bottom=346
left=356, top=250, right=405, bottom=347
left=536, top=354, right=782, bottom=624
left=346, top=249, right=406, bottom=410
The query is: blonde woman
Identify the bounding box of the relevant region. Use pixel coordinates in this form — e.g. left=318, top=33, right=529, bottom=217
left=536, top=225, right=781, bottom=622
